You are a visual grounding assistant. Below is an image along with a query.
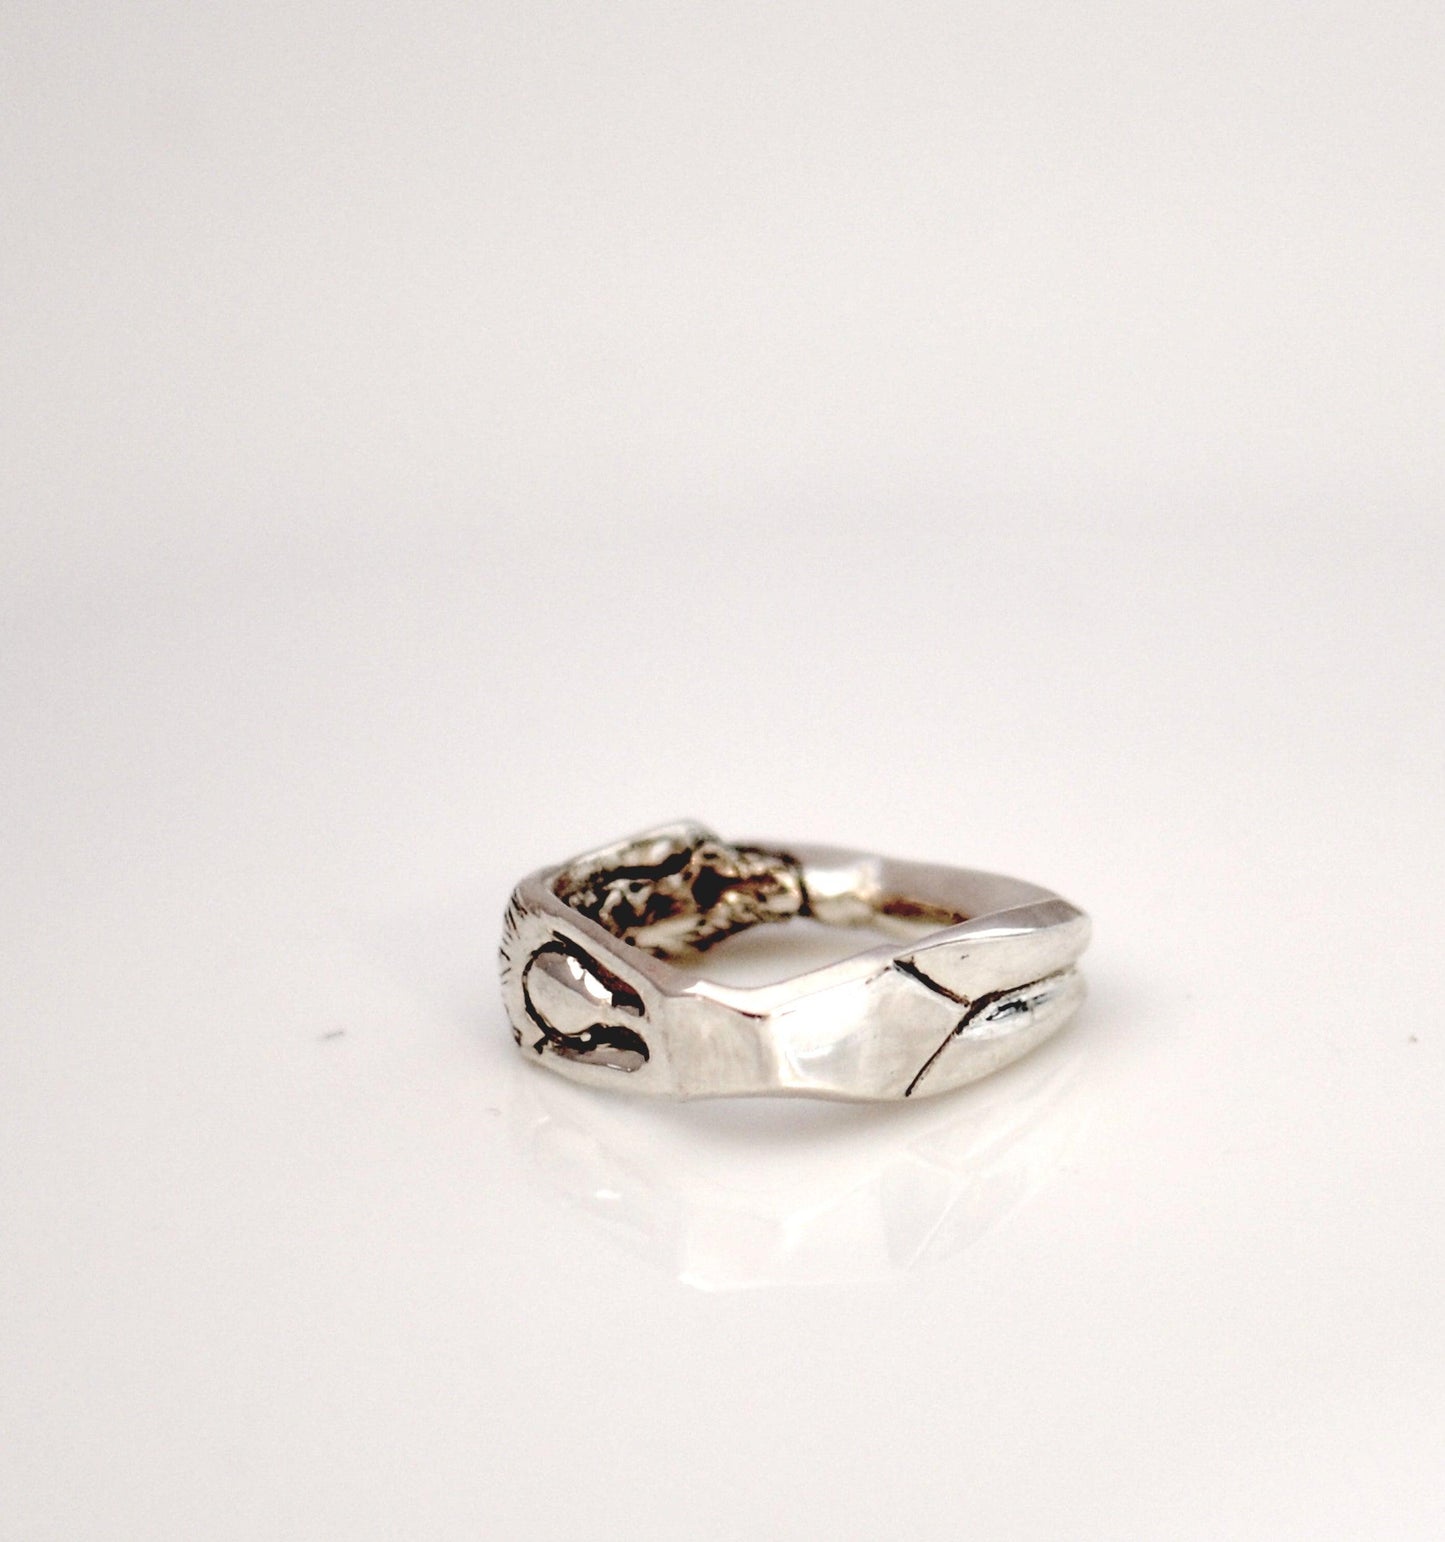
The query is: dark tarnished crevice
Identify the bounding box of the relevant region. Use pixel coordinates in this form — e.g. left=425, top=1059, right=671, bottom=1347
left=521, top=936, right=650, bottom=1073
left=902, top=974, right=1062, bottom=1098
left=553, top=825, right=807, bottom=957
left=893, top=955, right=970, bottom=1005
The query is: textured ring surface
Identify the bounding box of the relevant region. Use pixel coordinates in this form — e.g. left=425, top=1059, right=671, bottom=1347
left=499, top=822, right=1090, bottom=1102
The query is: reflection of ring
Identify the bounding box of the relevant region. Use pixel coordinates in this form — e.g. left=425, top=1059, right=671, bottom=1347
left=507, top=1041, right=1093, bottom=1288
left=499, top=821, right=1090, bottom=1101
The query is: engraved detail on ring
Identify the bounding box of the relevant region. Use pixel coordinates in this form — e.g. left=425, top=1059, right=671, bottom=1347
left=551, top=821, right=806, bottom=956
left=520, top=936, right=650, bottom=1073
left=894, top=959, right=1076, bottom=1097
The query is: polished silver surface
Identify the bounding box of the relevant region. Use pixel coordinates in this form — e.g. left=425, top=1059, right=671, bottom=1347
left=499, top=821, right=1091, bottom=1101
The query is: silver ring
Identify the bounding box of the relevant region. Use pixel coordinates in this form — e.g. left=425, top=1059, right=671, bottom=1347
left=499, top=821, right=1091, bottom=1102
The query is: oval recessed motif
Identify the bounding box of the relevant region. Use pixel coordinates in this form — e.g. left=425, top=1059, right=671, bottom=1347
left=521, top=937, right=650, bottom=1072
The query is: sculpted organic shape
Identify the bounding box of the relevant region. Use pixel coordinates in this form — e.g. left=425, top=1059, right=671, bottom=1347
left=552, top=822, right=805, bottom=956
left=520, top=936, right=650, bottom=1072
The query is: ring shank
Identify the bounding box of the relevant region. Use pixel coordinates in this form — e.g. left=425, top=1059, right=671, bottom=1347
left=790, top=843, right=1064, bottom=936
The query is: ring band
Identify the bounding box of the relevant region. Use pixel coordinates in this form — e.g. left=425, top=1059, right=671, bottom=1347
left=499, top=822, right=1091, bottom=1102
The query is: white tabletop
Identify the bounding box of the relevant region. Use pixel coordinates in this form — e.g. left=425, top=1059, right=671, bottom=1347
left=3, top=3, right=1442, bottom=1537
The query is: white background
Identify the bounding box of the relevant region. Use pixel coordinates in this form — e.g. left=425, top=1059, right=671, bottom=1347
left=3, top=2, right=1443, bottom=1537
